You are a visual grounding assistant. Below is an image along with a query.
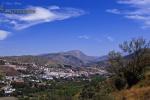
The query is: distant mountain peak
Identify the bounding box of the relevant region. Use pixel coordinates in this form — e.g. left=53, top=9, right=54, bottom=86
left=65, top=50, right=86, bottom=58
left=67, top=50, right=83, bottom=53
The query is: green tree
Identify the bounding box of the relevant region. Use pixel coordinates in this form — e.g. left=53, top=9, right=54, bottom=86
left=107, top=38, right=150, bottom=88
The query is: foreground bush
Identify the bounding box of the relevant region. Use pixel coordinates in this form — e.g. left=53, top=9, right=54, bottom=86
left=107, top=38, right=150, bottom=89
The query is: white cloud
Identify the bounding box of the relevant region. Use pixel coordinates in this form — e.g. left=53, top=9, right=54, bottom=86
left=107, top=0, right=150, bottom=28
left=107, top=36, right=114, bottom=42
left=48, top=6, right=60, bottom=10
left=78, top=35, right=114, bottom=44
left=78, top=35, right=90, bottom=40
left=106, top=9, right=121, bottom=14
left=1, top=6, right=85, bottom=30
left=125, top=15, right=148, bottom=20
left=0, top=30, right=10, bottom=40
left=118, top=0, right=150, bottom=6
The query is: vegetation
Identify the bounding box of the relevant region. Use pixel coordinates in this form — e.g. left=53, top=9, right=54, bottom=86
left=79, top=79, right=114, bottom=100
left=107, top=38, right=150, bottom=89
left=80, top=37, right=150, bottom=100
left=11, top=75, right=103, bottom=100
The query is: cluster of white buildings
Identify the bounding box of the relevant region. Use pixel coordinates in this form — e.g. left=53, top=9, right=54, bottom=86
left=39, top=66, right=106, bottom=80
left=0, top=59, right=107, bottom=96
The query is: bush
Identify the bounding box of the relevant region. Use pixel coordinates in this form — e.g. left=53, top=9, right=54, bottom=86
left=107, top=38, right=150, bottom=89
left=114, top=76, right=127, bottom=90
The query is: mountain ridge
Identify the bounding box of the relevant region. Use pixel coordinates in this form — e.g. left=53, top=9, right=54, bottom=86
left=1, top=50, right=105, bottom=67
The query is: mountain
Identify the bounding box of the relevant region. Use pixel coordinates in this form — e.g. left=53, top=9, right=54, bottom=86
left=39, top=50, right=100, bottom=67
left=64, top=50, right=98, bottom=63
left=89, top=48, right=150, bottom=68
left=87, top=56, right=108, bottom=68
left=1, top=50, right=101, bottom=67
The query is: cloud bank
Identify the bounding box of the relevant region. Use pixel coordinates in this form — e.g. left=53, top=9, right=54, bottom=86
left=107, top=0, right=150, bottom=28
left=0, top=6, right=85, bottom=30
left=0, top=5, right=85, bottom=40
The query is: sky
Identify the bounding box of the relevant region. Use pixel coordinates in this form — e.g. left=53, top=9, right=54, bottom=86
left=0, top=0, right=150, bottom=56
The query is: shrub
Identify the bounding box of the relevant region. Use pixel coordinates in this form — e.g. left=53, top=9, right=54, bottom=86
left=107, top=38, right=150, bottom=89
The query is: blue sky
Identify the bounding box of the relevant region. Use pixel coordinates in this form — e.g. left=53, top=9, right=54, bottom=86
left=0, top=0, right=150, bottom=56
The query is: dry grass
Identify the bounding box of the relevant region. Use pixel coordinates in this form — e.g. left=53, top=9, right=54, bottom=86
left=113, top=71, right=150, bottom=100
left=0, top=97, right=18, bottom=100
left=114, top=86, right=150, bottom=100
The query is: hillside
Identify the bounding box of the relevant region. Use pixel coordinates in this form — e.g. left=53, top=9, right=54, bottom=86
left=0, top=65, right=19, bottom=76
left=1, top=50, right=100, bottom=67
left=113, top=70, right=150, bottom=100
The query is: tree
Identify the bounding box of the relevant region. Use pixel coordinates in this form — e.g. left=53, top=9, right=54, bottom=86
left=107, top=51, right=127, bottom=90
left=107, top=51, right=125, bottom=77
left=107, top=38, right=150, bottom=88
